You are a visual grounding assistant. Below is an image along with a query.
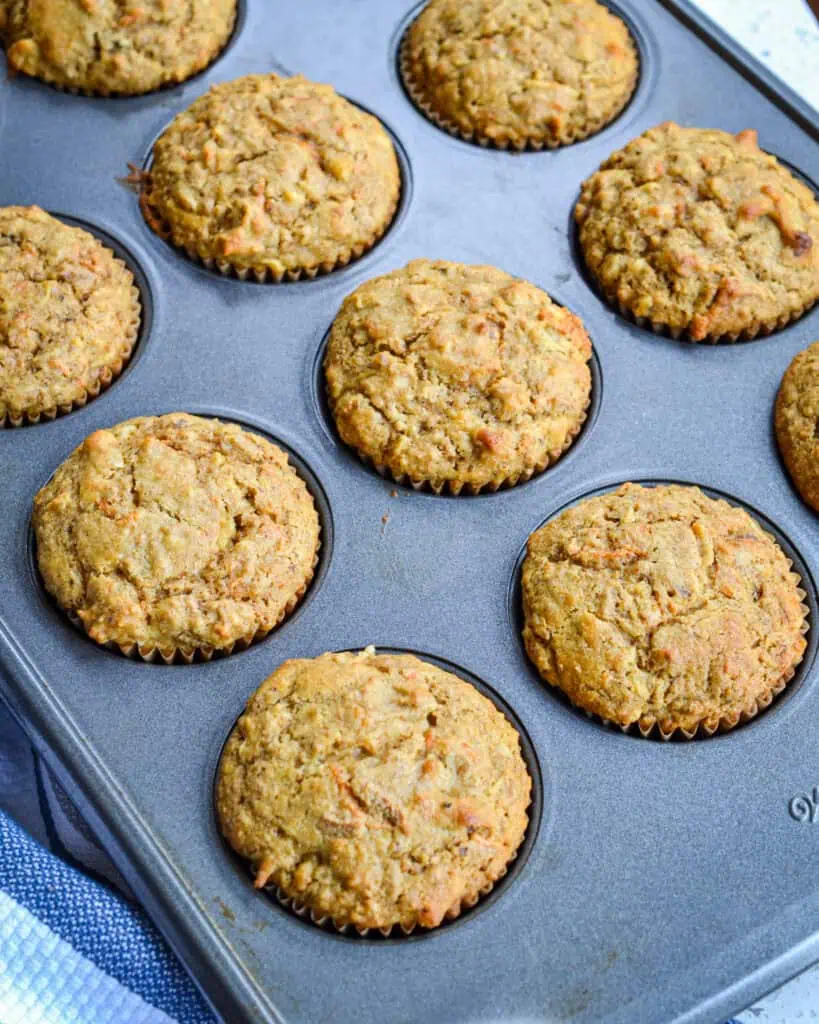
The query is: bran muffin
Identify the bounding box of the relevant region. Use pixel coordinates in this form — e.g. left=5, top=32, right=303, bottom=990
left=401, top=0, right=638, bottom=150
left=139, top=74, right=401, bottom=281
left=522, top=483, right=808, bottom=738
left=33, top=413, right=320, bottom=662
left=216, top=647, right=532, bottom=934
left=324, top=260, right=593, bottom=494
left=0, top=206, right=140, bottom=427
left=575, top=123, right=819, bottom=341
left=776, top=340, right=819, bottom=512
left=0, top=0, right=236, bottom=96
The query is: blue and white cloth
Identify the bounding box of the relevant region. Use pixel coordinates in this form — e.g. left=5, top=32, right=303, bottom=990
left=0, top=702, right=215, bottom=1024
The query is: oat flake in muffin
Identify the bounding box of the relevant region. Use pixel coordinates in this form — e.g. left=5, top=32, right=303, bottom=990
left=216, top=647, right=532, bottom=933
left=0, top=205, right=140, bottom=427
left=0, top=0, right=237, bottom=96
left=402, top=0, right=638, bottom=149
left=33, top=413, right=320, bottom=661
left=324, top=259, right=593, bottom=493
left=522, top=483, right=808, bottom=738
left=575, top=123, right=819, bottom=341
left=139, top=74, right=401, bottom=281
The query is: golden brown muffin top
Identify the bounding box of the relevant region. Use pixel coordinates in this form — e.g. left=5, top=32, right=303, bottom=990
left=0, top=205, right=139, bottom=424
left=403, top=0, right=638, bottom=148
left=216, top=648, right=531, bottom=932
left=324, top=260, right=592, bottom=493
left=0, top=0, right=237, bottom=95
left=33, top=414, right=320, bottom=656
left=522, top=483, right=807, bottom=736
left=776, top=341, right=819, bottom=513
left=140, top=74, right=401, bottom=278
left=576, top=123, right=819, bottom=340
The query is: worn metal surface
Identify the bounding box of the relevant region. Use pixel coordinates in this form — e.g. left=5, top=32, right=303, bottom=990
left=0, top=1, right=818, bottom=1021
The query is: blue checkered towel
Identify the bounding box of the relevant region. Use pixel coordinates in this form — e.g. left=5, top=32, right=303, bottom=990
left=0, top=702, right=214, bottom=1024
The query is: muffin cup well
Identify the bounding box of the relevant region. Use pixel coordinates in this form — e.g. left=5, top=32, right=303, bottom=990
left=525, top=565, right=809, bottom=741
left=0, top=281, right=141, bottom=428
left=261, top=865, right=507, bottom=937
left=61, top=548, right=319, bottom=664
left=608, top=288, right=818, bottom=344
left=138, top=179, right=401, bottom=283
left=398, top=31, right=639, bottom=151
left=2, top=6, right=238, bottom=98
left=328, top=382, right=592, bottom=496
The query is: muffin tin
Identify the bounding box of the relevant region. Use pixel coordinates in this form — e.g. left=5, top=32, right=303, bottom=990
left=1, top=1, right=818, bottom=1021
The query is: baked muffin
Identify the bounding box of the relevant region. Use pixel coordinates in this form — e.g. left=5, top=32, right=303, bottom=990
left=0, top=206, right=140, bottom=427
left=139, top=74, right=401, bottom=281
left=576, top=123, right=819, bottom=340
left=776, top=340, right=819, bottom=512
left=33, top=414, right=320, bottom=661
left=216, top=647, right=532, bottom=934
left=401, top=0, right=638, bottom=149
left=0, top=0, right=236, bottom=96
left=522, top=483, right=808, bottom=738
left=324, top=260, right=593, bottom=494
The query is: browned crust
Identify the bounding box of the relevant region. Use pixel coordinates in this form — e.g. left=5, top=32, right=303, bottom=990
left=399, top=3, right=639, bottom=151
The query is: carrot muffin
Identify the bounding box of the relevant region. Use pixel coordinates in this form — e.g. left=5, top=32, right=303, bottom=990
left=576, top=123, right=819, bottom=340
left=216, top=647, right=532, bottom=933
left=139, top=74, right=401, bottom=281
left=776, top=340, right=819, bottom=512
left=324, top=260, right=593, bottom=494
left=522, top=483, right=808, bottom=738
left=33, top=413, right=320, bottom=661
left=0, top=0, right=236, bottom=96
left=0, top=206, right=140, bottom=427
left=401, top=0, right=638, bottom=149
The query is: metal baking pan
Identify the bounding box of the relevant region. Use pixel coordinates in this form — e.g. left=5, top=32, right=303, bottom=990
left=1, top=1, right=818, bottom=1021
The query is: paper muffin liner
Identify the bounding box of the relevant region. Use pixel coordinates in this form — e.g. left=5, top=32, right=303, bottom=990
left=248, top=812, right=529, bottom=936
left=399, top=31, right=639, bottom=152
left=332, top=388, right=591, bottom=496
left=1, top=279, right=140, bottom=428
left=261, top=871, right=503, bottom=938
left=529, top=563, right=810, bottom=741
left=576, top=254, right=819, bottom=343
left=59, top=545, right=319, bottom=665
left=137, top=172, right=401, bottom=283
left=2, top=9, right=237, bottom=98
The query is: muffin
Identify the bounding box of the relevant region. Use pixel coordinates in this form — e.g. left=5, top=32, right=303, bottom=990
left=401, top=0, right=638, bottom=149
left=522, top=483, right=808, bottom=738
left=776, top=340, right=819, bottom=512
left=216, top=647, right=532, bottom=934
left=0, top=206, right=140, bottom=427
left=575, top=123, right=819, bottom=341
left=324, top=260, right=593, bottom=494
left=139, top=74, right=401, bottom=281
left=33, top=413, right=320, bottom=662
left=0, top=0, right=236, bottom=96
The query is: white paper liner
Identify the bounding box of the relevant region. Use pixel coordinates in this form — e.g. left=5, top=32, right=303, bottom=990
left=138, top=172, right=401, bottom=283
left=399, top=29, right=639, bottom=151
left=527, top=551, right=810, bottom=740
left=1, top=279, right=140, bottom=427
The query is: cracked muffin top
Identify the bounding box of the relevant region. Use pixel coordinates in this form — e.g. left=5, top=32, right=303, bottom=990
left=522, top=483, right=807, bottom=737
left=0, top=206, right=139, bottom=426
left=575, top=123, right=819, bottom=340
left=216, top=647, right=531, bottom=933
left=33, top=413, right=320, bottom=657
left=139, top=74, right=401, bottom=279
left=324, top=260, right=592, bottom=493
left=402, top=0, right=638, bottom=149
left=0, top=0, right=237, bottom=95
left=776, top=340, right=819, bottom=513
